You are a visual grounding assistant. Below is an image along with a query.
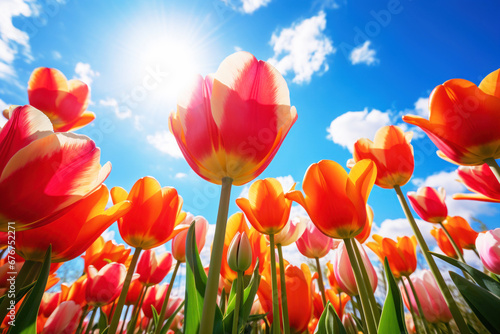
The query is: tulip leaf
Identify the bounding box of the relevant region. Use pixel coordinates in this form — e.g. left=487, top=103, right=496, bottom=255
left=98, top=308, right=108, bottom=333
left=450, top=271, right=500, bottom=333
left=160, top=300, right=185, bottom=334
left=315, top=302, right=346, bottom=334
left=9, top=245, right=51, bottom=334
left=184, top=223, right=224, bottom=334
left=377, top=258, right=407, bottom=334
left=151, top=306, right=160, bottom=329
left=431, top=252, right=500, bottom=296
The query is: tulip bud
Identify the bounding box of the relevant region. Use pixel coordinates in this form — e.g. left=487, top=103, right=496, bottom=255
left=227, top=232, right=252, bottom=272
left=342, top=313, right=357, bottom=334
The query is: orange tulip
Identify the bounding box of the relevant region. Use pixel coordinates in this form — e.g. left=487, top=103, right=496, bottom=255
left=286, top=159, right=376, bottom=239
left=15, top=185, right=130, bottom=262
left=431, top=226, right=463, bottom=259
left=403, top=68, right=500, bottom=166
left=26, top=67, right=94, bottom=132
left=83, top=236, right=131, bottom=272
left=355, top=205, right=373, bottom=243
left=442, top=216, right=478, bottom=250
left=366, top=235, right=418, bottom=278
left=0, top=105, right=111, bottom=231
left=169, top=51, right=297, bottom=186
left=60, top=275, right=87, bottom=307
left=454, top=164, right=500, bottom=202
left=236, top=178, right=294, bottom=235
left=349, top=125, right=414, bottom=189
left=125, top=276, right=143, bottom=306
left=111, top=176, right=187, bottom=249
left=407, top=186, right=448, bottom=223
left=326, top=289, right=350, bottom=320
left=325, top=261, right=342, bottom=293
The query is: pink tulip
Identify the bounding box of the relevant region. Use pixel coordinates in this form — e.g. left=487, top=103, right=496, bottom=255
left=454, top=164, right=500, bottom=203
left=400, top=270, right=452, bottom=323
left=42, top=301, right=82, bottom=334
left=39, top=292, right=61, bottom=318
left=296, top=218, right=334, bottom=258
left=272, top=216, right=306, bottom=246
left=85, top=263, right=127, bottom=306
left=142, top=284, right=183, bottom=319
left=331, top=240, right=378, bottom=296
left=407, top=187, right=448, bottom=223
left=136, top=249, right=173, bottom=286
left=476, top=228, right=500, bottom=274
left=172, top=213, right=209, bottom=262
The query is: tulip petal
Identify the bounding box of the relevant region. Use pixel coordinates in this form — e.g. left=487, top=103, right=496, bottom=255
left=348, top=159, right=376, bottom=202
left=479, top=68, right=500, bottom=98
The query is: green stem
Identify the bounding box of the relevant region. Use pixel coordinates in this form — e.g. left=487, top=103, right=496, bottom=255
left=128, top=285, right=149, bottom=333
left=314, top=257, right=327, bottom=307
left=154, top=260, right=181, bottom=334
left=277, top=244, right=291, bottom=334
left=353, top=295, right=366, bottom=331
left=119, top=305, right=130, bottom=334
left=445, top=322, right=453, bottom=333
left=405, top=276, right=432, bottom=334
left=145, top=318, right=153, bottom=334
left=109, top=246, right=143, bottom=334
left=394, top=185, right=470, bottom=334
left=75, top=305, right=89, bottom=334
left=269, top=234, right=281, bottom=334
left=84, top=307, right=98, bottom=334
left=401, top=278, right=421, bottom=334
left=472, top=248, right=481, bottom=260
left=438, top=221, right=465, bottom=263
left=351, top=239, right=380, bottom=323
left=344, top=238, right=377, bottom=334
left=484, top=158, right=500, bottom=184
left=232, top=271, right=244, bottom=334
left=200, top=177, right=233, bottom=334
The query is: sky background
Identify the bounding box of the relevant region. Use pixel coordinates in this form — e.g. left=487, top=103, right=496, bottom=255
left=1, top=0, right=500, bottom=290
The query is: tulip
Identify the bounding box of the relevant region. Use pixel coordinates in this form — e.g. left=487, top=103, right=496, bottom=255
left=403, top=68, right=500, bottom=167
left=60, top=275, right=87, bottom=307
left=325, top=261, right=342, bottom=293
left=286, top=159, right=376, bottom=239
left=86, top=263, right=127, bottom=306
left=169, top=51, right=297, bottom=186
left=171, top=213, right=209, bottom=262
left=442, top=216, right=478, bottom=250
left=0, top=105, right=111, bottom=231
left=366, top=235, right=418, bottom=279
left=407, top=187, right=448, bottom=224
left=401, top=270, right=452, bottom=323
left=142, top=284, right=182, bottom=319
left=125, top=276, right=143, bottom=306
left=227, top=232, right=252, bottom=273
left=342, top=313, right=358, bottom=334
left=272, top=216, right=306, bottom=246
left=137, top=249, right=173, bottom=286
left=431, top=226, right=463, bottom=259
left=476, top=228, right=500, bottom=274
left=405, top=313, right=416, bottom=334
left=42, top=301, right=82, bottom=334
left=349, top=125, right=414, bottom=189
left=355, top=205, right=373, bottom=244
left=39, top=292, right=61, bottom=318
left=296, top=218, right=334, bottom=259
left=326, top=289, right=350, bottom=320
left=236, top=178, right=294, bottom=235
left=331, top=240, right=378, bottom=296
left=454, top=163, right=500, bottom=202
left=83, top=236, right=131, bottom=272
left=15, top=185, right=131, bottom=263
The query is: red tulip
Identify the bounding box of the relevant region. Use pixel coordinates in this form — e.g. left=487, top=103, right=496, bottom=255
left=125, top=276, right=143, bottom=306
left=454, top=163, right=500, bottom=202
left=136, top=249, right=173, bottom=286
left=407, top=186, right=448, bottom=223
left=171, top=213, right=209, bottom=262
left=141, top=284, right=182, bottom=319
left=355, top=205, right=373, bottom=244
left=86, top=263, right=127, bottom=306
left=39, top=292, right=61, bottom=318
left=0, top=105, right=111, bottom=231
left=169, top=51, right=297, bottom=186
left=42, top=301, right=82, bottom=334
left=296, top=219, right=334, bottom=259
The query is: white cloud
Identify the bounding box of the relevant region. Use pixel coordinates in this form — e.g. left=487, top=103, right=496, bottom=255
left=0, top=98, right=8, bottom=127
left=241, top=0, right=271, bottom=13
left=268, top=11, right=335, bottom=84
left=74, top=62, right=99, bottom=86
left=199, top=224, right=216, bottom=267
left=101, top=228, right=115, bottom=242
left=326, top=108, right=391, bottom=152
left=0, top=0, right=38, bottom=79
left=372, top=218, right=436, bottom=248
left=349, top=41, right=378, bottom=66
left=147, top=130, right=183, bottom=158
left=413, top=97, right=429, bottom=118
left=99, top=97, right=132, bottom=119
left=175, top=172, right=187, bottom=179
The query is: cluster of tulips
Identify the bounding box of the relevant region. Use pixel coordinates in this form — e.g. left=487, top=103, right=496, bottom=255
left=1, top=50, right=500, bottom=334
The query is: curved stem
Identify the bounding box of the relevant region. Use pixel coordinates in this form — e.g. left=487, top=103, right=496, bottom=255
left=394, top=185, right=470, bottom=334
left=314, top=257, right=327, bottom=307
left=200, top=177, right=233, bottom=334
left=438, top=221, right=465, bottom=263
left=401, top=278, right=421, bottom=334
left=119, top=305, right=130, bottom=334
left=345, top=238, right=377, bottom=334
left=154, top=260, right=181, bottom=334
left=277, top=244, right=290, bottom=334
left=269, top=234, right=281, bottom=334
left=232, top=271, right=244, bottom=334
left=109, top=246, right=142, bottom=334
left=84, top=307, right=98, bottom=334
left=484, top=158, right=500, bottom=184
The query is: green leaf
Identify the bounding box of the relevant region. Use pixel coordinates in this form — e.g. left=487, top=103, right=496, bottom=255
left=160, top=300, right=185, bottom=334
left=98, top=308, right=108, bottom=333
left=9, top=245, right=52, bottom=334
left=184, top=223, right=224, bottom=334
left=377, top=258, right=407, bottom=334
left=0, top=281, right=35, bottom=306
left=450, top=271, right=500, bottom=333
left=152, top=306, right=160, bottom=329
left=431, top=252, right=500, bottom=296
left=315, top=302, right=346, bottom=334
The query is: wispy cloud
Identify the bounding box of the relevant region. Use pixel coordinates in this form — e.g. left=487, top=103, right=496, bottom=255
left=349, top=40, right=378, bottom=65
left=147, top=130, right=183, bottom=158
left=241, top=0, right=271, bottom=13
left=268, top=11, right=335, bottom=84
left=74, top=62, right=100, bottom=86
left=99, top=97, right=132, bottom=119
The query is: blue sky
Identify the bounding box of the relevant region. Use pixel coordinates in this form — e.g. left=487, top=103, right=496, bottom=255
left=1, top=0, right=499, bottom=273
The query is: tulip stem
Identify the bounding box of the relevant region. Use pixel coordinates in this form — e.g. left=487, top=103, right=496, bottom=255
left=484, top=158, right=500, bottom=184
left=232, top=271, right=244, bottom=334
left=404, top=275, right=432, bottom=334
left=200, top=177, right=233, bottom=334
left=438, top=221, right=466, bottom=263
left=394, top=185, right=470, bottom=334
left=119, top=305, right=130, bottom=334
left=344, top=238, right=377, bottom=334
left=401, top=278, right=421, bottom=334
left=445, top=322, right=453, bottom=333
left=314, top=257, right=327, bottom=307
left=75, top=305, right=89, bottom=334
left=109, top=246, right=143, bottom=334
left=277, top=244, right=291, bottom=334
left=154, top=260, right=181, bottom=334
left=84, top=307, right=98, bottom=334
left=269, top=234, right=281, bottom=334
left=352, top=295, right=366, bottom=330
left=128, top=285, right=149, bottom=333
